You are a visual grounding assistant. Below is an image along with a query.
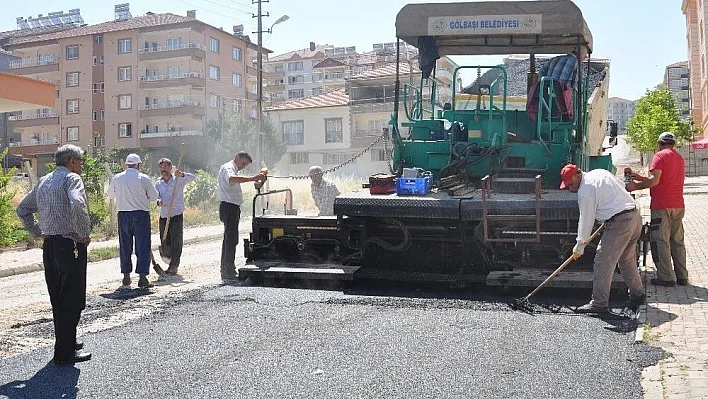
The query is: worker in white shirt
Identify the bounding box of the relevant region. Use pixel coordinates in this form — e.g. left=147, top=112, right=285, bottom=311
left=559, top=164, right=645, bottom=313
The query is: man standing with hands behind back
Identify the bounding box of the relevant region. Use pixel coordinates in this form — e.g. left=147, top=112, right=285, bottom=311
left=108, top=153, right=159, bottom=288
left=16, top=144, right=93, bottom=364
left=217, top=151, right=267, bottom=281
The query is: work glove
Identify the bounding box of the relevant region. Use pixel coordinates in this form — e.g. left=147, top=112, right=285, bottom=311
left=571, top=242, right=585, bottom=260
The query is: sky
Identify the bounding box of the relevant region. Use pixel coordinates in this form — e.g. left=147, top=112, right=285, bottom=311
left=1, top=0, right=688, bottom=100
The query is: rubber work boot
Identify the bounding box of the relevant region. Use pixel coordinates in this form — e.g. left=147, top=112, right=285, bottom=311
left=166, top=267, right=178, bottom=275
left=624, top=294, right=646, bottom=311
left=138, top=275, right=154, bottom=288
left=650, top=278, right=675, bottom=287
left=677, top=278, right=689, bottom=286
left=122, top=273, right=131, bottom=286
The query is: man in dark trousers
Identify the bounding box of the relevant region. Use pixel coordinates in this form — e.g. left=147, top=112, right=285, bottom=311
left=628, top=132, right=687, bottom=286
left=108, top=153, right=159, bottom=288
left=155, top=157, right=196, bottom=275
left=16, top=144, right=92, bottom=364
left=216, top=152, right=266, bottom=281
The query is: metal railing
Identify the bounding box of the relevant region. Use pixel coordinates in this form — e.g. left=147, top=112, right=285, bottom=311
left=9, top=137, right=59, bottom=147
left=9, top=54, right=60, bottom=69
left=139, top=129, right=203, bottom=138
left=138, top=72, right=204, bottom=82
left=138, top=43, right=202, bottom=54
left=8, top=110, right=59, bottom=120
left=140, top=101, right=203, bottom=110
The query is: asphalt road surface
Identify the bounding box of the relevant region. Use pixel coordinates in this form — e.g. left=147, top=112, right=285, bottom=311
left=0, top=261, right=664, bottom=399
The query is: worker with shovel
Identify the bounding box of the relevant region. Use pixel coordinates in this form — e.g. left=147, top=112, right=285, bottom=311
left=155, top=157, right=195, bottom=275
left=560, top=164, right=645, bottom=313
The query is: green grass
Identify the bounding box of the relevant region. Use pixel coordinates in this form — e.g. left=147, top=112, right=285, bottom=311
left=88, top=246, right=120, bottom=263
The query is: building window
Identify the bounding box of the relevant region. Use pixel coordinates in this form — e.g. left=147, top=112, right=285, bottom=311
left=289, top=152, right=309, bottom=164
left=288, top=89, right=304, bottom=99
left=232, top=100, right=243, bottom=113
left=209, top=94, right=220, bottom=108
left=118, top=95, right=132, bottom=110
left=94, top=36, right=103, bottom=45
left=209, top=37, right=219, bottom=53
left=67, top=99, right=79, bottom=114
left=209, top=65, right=220, bottom=80
left=93, top=56, right=97, bottom=66
left=100, top=109, right=105, bottom=120
left=66, top=72, right=79, bottom=87
left=119, top=123, right=132, bottom=138
left=288, top=75, right=305, bottom=84
left=166, top=37, right=183, bottom=49
left=92, top=110, right=97, bottom=121
left=282, top=120, right=304, bottom=145
left=92, top=82, right=104, bottom=94
left=325, top=118, right=343, bottom=143
left=232, top=73, right=242, bottom=87
left=93, top=135, right=104, bottom=147
left=287, top=61, right=303, bottom=71
left=324, top=153, right=355, bottom=165
left=66, top=45, right=79, bottom=60
left=232, top=47, right=242, bottom=61
left=67, top=126, right=79, bottom=141
left=118, top=39, right=132, bottom=54
left=371, top=148, right=386, bottom=162
left=312, top=87, right=325, bottom=96
left=118, top=66, right=132, bottom=81
left=274, top=64, right=284, bottom=72
left=99, top=56, right=104, bottom=65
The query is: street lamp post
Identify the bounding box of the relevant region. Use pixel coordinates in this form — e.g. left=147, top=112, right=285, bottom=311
left=256, top=13, right=289, bottom=168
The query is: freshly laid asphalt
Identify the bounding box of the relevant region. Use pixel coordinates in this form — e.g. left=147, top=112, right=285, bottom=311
left=0, top=283, right=663, bottom=399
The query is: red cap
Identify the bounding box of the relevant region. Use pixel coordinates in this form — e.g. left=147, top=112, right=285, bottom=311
left=559, top=164, right=579, bottom=189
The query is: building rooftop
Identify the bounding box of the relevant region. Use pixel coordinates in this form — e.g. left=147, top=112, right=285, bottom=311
left=268, top=44, right=334, bottom=62
left=347, top=62, right=417, bottom=80
left=267, top=88, right=348, bottom=111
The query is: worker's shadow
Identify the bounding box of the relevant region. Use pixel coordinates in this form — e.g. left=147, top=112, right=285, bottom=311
left=154, top=274, right=190, bottom=286
left=0, top=361, right=80, bottom=399
left=99, top=287, right=155, bottom=300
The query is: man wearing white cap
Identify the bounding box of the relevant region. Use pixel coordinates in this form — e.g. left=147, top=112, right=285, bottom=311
left=627, top=131, right=688, bottom=287
left=108, top=153, right=159, bottom=288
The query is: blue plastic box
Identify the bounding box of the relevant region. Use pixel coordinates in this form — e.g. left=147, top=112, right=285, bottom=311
left=395, top=176, right=431, bottom=196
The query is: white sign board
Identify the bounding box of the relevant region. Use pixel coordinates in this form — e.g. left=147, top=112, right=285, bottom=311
left=428, top=15, right=543, bottom=36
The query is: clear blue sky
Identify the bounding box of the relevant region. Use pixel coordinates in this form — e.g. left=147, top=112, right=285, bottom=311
left=2, top=0, right=687, bottom=100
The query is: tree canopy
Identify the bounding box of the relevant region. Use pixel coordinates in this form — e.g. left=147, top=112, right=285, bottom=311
left=626, top=88, right=693, bottom=155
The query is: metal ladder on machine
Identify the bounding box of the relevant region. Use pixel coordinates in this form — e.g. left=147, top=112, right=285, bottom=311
left=480, top=174, right=543, bottom=243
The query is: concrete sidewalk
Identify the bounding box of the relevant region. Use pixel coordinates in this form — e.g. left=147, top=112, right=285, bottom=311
left=639, top=178, right=708, bottom=398
left=0, top=221, right=251, bottom=278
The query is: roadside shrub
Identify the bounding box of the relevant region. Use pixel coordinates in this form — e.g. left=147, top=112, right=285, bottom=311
left=184, top=169, right=217, bottom=207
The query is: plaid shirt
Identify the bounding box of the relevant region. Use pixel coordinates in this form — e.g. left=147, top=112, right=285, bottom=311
left=311, top=179, right=340, bottom=216
left=539, top=54, right=579, bottom=86
left=16, top=166, right=91, bottom=240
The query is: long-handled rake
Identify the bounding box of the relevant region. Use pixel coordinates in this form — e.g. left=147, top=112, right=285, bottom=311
left=510, top=223, right=605, bottom=313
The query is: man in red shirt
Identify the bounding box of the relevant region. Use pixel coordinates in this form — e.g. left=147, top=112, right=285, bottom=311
left=627, top=132, right=687, bottom=286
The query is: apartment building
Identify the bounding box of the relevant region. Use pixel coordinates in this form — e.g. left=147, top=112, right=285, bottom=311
left=682, top=0, right=706, bottom=136
left=1, top=6, right=263, bottom=173
left=606, top=97, right=636, bottom=134
left=262, top=41, right=428, bottom=107
left=267, top=59, right=458, bottom=178
left=664, top=61, right=691, bottom=121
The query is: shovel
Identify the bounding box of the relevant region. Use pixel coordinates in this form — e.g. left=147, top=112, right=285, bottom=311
left=159, top=143, right=185, bottom=265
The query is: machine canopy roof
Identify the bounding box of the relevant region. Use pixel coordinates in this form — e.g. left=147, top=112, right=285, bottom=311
left=395, top=0, right=593, bottom=57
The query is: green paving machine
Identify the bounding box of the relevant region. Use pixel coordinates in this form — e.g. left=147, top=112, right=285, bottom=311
left=239, top=0, right=622, bottom=290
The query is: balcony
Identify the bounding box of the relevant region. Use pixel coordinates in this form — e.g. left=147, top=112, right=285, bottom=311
left=9, top=137, right=59, bottom=156
left=140, top=129, right=203, bottom=139
left=138, top=43, right=205, bottom=61
left=8, top=111, right=59, bottom=128
left=139, top=101, right=205, bottom=118
left=138, top=72, right=205, bottom=88
left=8, top=54, right=60, bottom=74
left=264, top=70, right=285, bottom=78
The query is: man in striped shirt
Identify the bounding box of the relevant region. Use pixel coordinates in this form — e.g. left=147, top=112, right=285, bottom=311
left=16, top=144, right=92, bottom=364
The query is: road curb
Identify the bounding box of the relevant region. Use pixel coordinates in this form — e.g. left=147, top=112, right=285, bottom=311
left=0, top=233, right=223, bottom=280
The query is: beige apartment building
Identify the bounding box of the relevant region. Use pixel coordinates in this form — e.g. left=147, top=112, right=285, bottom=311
left=664, top=61, right=691, bottom=121
left=682, top=0, right=706, bottom=137
left=2, top=6, right=263, bottom=173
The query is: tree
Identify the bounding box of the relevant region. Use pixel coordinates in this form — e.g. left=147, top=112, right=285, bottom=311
left=626, top=88, right=692, bottom=164
left=204, top=112, right=286, bottom=172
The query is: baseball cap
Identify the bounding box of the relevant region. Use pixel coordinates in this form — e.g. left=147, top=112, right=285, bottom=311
left=658, top=132, right=676, bottom=143
left=125, top=153, right=142, bottom=165
left=559, top=164, right=579, bottom=189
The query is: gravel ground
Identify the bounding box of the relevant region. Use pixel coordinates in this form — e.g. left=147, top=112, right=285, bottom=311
left=0, top=284, right=664, bottom=399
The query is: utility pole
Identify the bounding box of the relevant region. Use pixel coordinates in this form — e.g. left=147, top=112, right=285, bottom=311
left=253, top=0, right=269, bottom=168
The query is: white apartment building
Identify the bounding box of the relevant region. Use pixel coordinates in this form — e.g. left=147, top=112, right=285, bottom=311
left=664, top=61, right=691, bottom=121
left=606, top=97, right=636, bottom=134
